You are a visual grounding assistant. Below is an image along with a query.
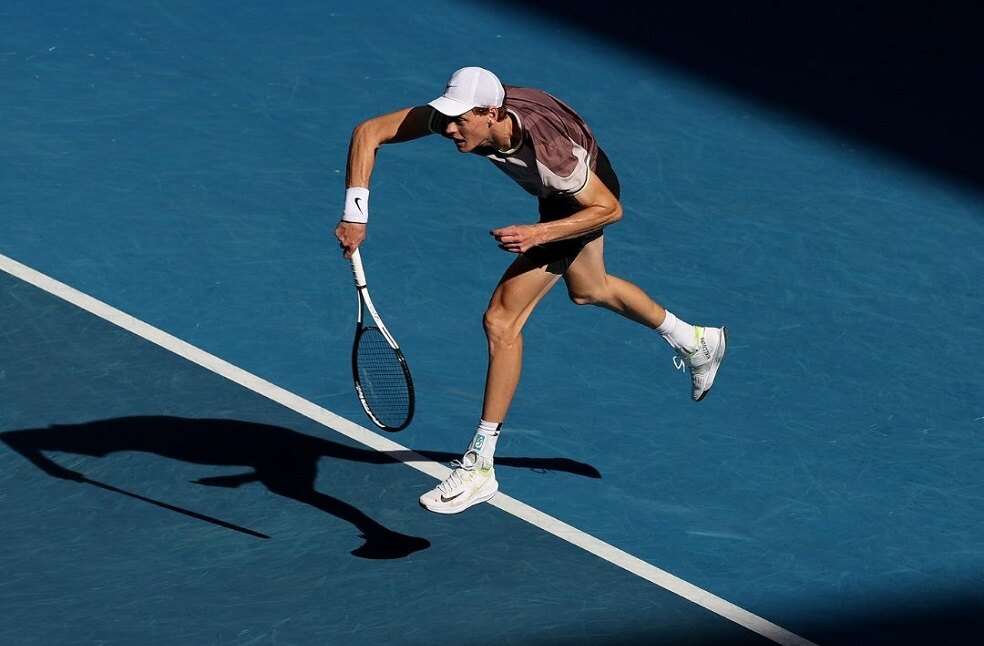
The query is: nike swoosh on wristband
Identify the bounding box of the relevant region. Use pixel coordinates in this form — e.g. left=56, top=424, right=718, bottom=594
left=354, top=197, right=364, bottom=214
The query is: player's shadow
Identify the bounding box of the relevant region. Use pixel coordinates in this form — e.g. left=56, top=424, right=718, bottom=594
left=0, top=416, right=600, bottom=559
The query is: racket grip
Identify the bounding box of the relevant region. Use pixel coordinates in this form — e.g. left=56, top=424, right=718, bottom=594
left=350, top=248, right=368, bottom=288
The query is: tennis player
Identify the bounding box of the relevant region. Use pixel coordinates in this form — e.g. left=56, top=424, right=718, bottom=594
left=335, top=67, right=727, bottom=514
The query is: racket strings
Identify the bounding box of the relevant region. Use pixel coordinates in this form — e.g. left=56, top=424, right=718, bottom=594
left=355, top=326, right=412, bottom=429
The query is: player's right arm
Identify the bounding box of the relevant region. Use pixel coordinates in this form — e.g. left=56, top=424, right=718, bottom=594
left=337, top=106, right=436, bottom=257
left=346, top=105, right=435, bottom=187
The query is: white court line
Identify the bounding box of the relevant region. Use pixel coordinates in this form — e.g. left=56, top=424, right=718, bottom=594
left=0, top=252, right=817, bottom=646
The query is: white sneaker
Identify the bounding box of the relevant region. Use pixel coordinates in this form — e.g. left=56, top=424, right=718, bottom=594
left=676, top=326, right=728, bottom=402
left=419, top=450, right=498, bottom=514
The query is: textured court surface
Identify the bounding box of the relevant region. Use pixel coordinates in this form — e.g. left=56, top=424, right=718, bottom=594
left=2, top=1, right=983, bottom=644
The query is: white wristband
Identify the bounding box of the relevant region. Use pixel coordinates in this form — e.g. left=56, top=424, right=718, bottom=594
left=342, top=187, right=370, bottom=223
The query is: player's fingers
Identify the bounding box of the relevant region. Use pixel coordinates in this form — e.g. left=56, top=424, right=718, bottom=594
left=491, top=226, right=517, bottom=238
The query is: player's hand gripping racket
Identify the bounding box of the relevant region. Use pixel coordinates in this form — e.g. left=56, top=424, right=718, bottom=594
left=349, top=248, right=415, bottom=431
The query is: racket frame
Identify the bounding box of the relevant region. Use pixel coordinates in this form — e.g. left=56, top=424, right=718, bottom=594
left=349, top=248, right=415, bottom=431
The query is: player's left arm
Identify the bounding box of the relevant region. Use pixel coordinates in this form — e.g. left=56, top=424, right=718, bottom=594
left=490, top=172, right=622, bottom=253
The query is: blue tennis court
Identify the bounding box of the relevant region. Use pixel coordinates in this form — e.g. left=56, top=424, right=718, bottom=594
left=2, top=2, right=982, bottom=644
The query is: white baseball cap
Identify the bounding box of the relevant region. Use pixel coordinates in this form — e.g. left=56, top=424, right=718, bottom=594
left=428, top=67, right=505, bottom=116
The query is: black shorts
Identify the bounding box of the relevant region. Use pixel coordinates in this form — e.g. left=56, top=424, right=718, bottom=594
left=524, top=148, right=620, bottom=271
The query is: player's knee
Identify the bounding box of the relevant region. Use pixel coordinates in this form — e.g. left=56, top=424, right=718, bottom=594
left=567, top=287, right=605, bottom=306
left=483, top=307, right=519, bottom=345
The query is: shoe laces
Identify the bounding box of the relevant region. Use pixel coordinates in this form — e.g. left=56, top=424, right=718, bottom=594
left=437, top=467, right=468, bottom=496
left=438, top=451, right=479, bottom=496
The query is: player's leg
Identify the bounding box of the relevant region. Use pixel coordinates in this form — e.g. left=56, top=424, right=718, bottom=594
left=561, top=235, right=665, bottom=327
left=562, top=236, right=728, bottom=402
left=419, top=255, right=560, bottom=514
left=481, top=254, right=562, bottom=421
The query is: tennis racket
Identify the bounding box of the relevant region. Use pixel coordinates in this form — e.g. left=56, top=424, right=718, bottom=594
left=349, top=248, right=415, bottom=431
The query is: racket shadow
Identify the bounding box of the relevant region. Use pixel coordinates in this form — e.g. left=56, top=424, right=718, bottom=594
left=0, top=416, right=429, bottom=560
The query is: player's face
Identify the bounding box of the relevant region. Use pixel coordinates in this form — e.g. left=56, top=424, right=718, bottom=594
left=444, top=110, right=492, bottom=153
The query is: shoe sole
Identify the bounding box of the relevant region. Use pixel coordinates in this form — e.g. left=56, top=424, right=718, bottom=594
left=694, top=326, right=728, bottom=402
left=419, top=478, right=499, bottom=515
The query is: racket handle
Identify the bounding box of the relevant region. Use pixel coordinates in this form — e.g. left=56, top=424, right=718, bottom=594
left=350, top=248, right=367, bottom=288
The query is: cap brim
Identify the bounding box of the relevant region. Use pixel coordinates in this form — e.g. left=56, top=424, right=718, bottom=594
left=428, top=95, right=474, bottom=117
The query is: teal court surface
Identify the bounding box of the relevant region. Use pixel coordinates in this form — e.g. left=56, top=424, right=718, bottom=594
left=2, top=2, right=982, bottom=644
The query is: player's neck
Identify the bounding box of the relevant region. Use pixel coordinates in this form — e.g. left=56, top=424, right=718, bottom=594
left=492, top=112, right=521, bottom=154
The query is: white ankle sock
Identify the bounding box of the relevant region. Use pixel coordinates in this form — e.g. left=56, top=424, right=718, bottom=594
left=468, top=420, right=501, bottom=463
left=657, top=310, right=697, bottom=354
